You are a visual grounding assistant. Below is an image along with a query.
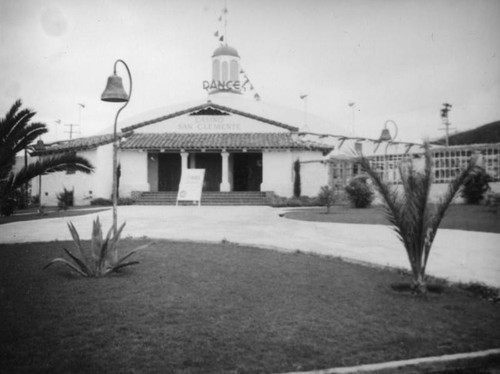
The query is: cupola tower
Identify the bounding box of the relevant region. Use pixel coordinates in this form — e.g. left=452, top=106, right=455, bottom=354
left=209, top=44, right=241, bottom=95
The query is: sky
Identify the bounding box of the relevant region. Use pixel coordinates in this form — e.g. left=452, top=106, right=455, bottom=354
left=1, top=0, right=499, bottom=143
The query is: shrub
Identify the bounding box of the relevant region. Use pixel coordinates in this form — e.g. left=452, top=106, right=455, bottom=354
left=293, top=159, right=301, bottom=198
left=268, top=193, right=319, bottom=208
left=56, top=187, right=74, bottom=210
left=30, top=194, right=40, bottom=207
left=118, top=197, right=135, bottom=205
left=484, top=192, right=500, bottom=215
left=0, top=187, right=29, bottom=216
left=461, top=167, right=492, bottom=204
left=90, top=198, right=112, bottom=206
left=90, top=197, right=135, bottom=206
left=317, top=185, right=336, bottom=213
left=1, top=197, right=16, bottom=216
left=345, top=176, right=374, bottom=208
left=44, top=217, right=153, bottom=277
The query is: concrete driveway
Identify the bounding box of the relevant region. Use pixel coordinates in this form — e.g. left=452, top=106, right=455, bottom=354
left=1, top=206, right=499, bottom=287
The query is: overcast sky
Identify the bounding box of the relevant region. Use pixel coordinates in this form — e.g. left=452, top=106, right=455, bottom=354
left=1, top=0, right=499, bottom=143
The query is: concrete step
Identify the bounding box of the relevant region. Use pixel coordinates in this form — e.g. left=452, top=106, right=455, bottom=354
left=134, top=191, right=270, bottom=206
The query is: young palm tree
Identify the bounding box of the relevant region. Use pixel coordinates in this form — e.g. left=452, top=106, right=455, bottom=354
left=0, top=100, right=94, bottom=215
left=358, top=143, right=477, bottom=294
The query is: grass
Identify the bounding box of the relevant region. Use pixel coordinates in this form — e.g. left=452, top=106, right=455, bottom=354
left=1, top=239, right=499, bottom=374
left=0, top=206, right=110, bottom=225
left=283, top=204, right=500, bottom=234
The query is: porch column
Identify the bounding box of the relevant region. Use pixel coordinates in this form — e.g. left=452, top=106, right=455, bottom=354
left=220, top=150, right=230, bottom=192
left=180, top=151, right=189, bottom=176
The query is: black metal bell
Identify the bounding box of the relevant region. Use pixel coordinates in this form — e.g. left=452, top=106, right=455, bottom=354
left=101, top=74, right=129, bottom=102
left=378, top=128, right=392, bottom=141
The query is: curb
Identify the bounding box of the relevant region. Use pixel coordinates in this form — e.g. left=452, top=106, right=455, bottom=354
left=278, top=348, right=500, bottom=374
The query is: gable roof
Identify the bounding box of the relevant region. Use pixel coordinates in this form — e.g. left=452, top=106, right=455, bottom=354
left=121, top=132, right=333, bottom=152
left=121, top=101, right=299, bottom=133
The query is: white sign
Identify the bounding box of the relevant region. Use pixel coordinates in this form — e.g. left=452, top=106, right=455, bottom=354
left=177, top=169, right=205, bottom=205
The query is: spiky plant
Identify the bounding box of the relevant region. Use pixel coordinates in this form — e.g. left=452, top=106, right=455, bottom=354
left=358, top=143, right=477, bottom=294
left=0, top=100, right=94, bottom=215
left=44, top=217, right=153, bottom=277
left=318, top=185, right=336, bottom=213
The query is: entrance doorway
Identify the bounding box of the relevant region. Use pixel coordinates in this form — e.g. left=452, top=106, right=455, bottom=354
left=233, top=153, right=262, bottom=191
left=158, top=153, right=181, bottom=191
left=190, top=153, right=222, bottom=191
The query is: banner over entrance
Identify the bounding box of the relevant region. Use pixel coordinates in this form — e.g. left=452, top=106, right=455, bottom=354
left=176, top=169, right=205, bottom=206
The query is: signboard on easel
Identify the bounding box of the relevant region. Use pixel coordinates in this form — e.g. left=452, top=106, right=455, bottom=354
left=176, top=169, right=205, bottom=206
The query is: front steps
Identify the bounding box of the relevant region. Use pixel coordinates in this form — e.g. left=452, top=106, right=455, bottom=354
left=134, top=191, right=270, bottom=206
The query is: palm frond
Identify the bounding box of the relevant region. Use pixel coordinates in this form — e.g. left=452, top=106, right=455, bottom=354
left=430, top=157, right=477, bottom=243
left=3, top=154, right=94, bottom=193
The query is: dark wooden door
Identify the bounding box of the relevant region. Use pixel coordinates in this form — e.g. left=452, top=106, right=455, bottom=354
left=233, top=153, right=262, bottom=191
left=158, top=153, right=181, bottom=191
left=194, top=153, right=221, bottom=191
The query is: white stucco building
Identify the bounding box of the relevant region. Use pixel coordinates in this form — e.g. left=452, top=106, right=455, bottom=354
left=33, top=44, right=337, bottom=206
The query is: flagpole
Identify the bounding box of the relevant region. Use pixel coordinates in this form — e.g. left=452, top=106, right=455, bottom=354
left=224, top=0, right=228, bottom=45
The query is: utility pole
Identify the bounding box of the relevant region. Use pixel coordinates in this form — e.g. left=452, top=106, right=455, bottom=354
left=64, top=123, right=78, bottom=139
left=440, top=103, right=453, bottom=147
left=54, top=119, right=61, bottom=141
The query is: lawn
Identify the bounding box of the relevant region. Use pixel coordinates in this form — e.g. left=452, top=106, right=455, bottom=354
left=283, top=204, right=500, bottom=234
left=1, top=239, right=499, bottom=374
left=0, top=206, right=110, bottom=225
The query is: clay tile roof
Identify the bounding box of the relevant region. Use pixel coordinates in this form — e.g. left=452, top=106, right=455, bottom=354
left=31, top=133, right=130, bottom=156
left=121, top=133, right=333, bottom=152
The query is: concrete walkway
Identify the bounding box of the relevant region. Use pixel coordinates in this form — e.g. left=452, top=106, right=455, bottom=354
left=0, top=206, right=499, bottom=287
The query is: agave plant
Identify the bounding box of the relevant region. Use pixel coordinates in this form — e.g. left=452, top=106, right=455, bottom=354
left=357, top=143, right=477, bottom=294
left=44, top=217, right=152, bottom=277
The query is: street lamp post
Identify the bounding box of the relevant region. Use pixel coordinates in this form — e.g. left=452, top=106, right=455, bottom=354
left=101, top=59, right=132, bottom=238
left=378, top=119, right=398, bottom=155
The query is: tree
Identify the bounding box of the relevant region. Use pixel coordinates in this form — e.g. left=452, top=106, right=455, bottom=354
left=318, top=185, right=335, bottom=213
left=461, top=166, right=491, bottom=204
left=293, top=159, right=301, bottom=198
left=357, top=144, right=476, bottom=294
left=0, top=100, right=94, bottom=215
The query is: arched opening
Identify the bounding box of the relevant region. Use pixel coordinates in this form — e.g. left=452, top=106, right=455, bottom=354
left=221, top=61, right=228, bottom=81
left=212, top=59, right=220, bottom=81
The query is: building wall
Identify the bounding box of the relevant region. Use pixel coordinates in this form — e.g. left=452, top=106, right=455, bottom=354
left=119, top=150, right=149, bottom=196
left=261, top=151, right=293, bottom=196
left=260, top=150, right=328, bottom=197
left=133, top=113, right=290, bottom=134
left=293, top=151, right=329, bottom=197
left=93, top=144, right=114, bottom=200
left=32, top=148, right=99, bottom=206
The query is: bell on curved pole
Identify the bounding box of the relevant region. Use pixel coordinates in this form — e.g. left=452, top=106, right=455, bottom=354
left=101, top=74, right=129, bottom=102
left=378, top=128, right=392, bottom=141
